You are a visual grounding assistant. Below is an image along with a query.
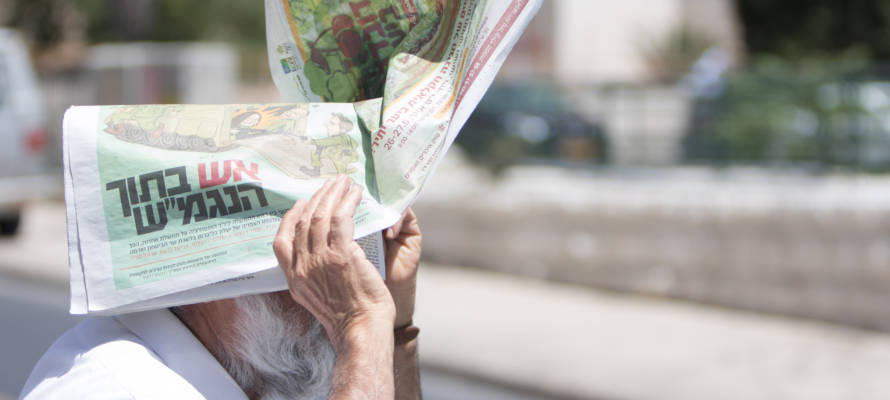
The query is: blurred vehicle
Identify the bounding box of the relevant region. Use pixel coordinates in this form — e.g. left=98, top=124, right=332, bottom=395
left=0, top=29, right=55, bottom=235
left=457, top=83, right=607, bottom=172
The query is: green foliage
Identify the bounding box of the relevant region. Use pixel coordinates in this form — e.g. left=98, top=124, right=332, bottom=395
left=684, top=53, right=890, bottom=169
left=639, top=26, right=714, bottom=83
left=689, top=1, right=890, bottom=169
left=75, top=0, right=266, bottom=45
left=737, top=0, right=890, bottom=60
left=4, top=0, right=81, bottom=49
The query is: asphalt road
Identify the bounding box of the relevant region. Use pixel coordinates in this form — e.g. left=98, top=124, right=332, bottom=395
left=0, top=276, right=80, bottom=398
left=0, top=273, right=546, bottom=400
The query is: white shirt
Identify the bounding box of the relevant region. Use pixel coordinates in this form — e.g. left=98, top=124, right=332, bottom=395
left=20, top=309, right=248, bottom=400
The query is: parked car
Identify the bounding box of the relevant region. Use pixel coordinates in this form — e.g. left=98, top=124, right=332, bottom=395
left=0, top=29, right=56, bottom=234
left=457, top=83, right=607, bottom=171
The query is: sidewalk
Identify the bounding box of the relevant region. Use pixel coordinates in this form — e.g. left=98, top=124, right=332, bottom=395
left=4, top=202, right=890, bottom=399
left=415, top=264, right=890, bottom=400
left=0, top=201, right=69, bottom=285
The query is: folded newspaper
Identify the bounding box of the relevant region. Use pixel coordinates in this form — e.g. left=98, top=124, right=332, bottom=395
left=64, top=0, right=541, bottom=315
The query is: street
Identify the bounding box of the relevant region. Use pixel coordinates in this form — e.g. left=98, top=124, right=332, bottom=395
left=0, top=262, right=545, bottom=400
left=0, top=201, right=550, bottom=399
left=8, top=201, right=890, bottom=400
left=0, top=276, right=80, bottom=398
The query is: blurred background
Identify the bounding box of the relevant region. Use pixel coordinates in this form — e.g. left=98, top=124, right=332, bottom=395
left=3, top=0, right=890, bottom=399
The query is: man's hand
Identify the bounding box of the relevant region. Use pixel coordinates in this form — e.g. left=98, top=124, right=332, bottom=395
left=384, top=209, right=423, bottom=400
left=384, top=209, right=422, bottom=328
left=273, top=175, right=395, bottom=351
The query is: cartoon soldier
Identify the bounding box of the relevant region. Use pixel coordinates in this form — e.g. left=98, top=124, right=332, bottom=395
left=230, top=111, right=265, bottom=139
left=300, top=113, right=359, bottom=177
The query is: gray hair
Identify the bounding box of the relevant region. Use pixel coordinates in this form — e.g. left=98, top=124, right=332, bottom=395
left=218, top=293, right=335, bottom=400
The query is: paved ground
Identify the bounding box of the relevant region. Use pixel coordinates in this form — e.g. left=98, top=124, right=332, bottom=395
left=6, top=202, right=890, bottom=399
left=0, top=201, right=68, bottom=285
left=0, top=202, right=549, bottom=400
left=415, top=266, right=890, bottom=400
left=0, top=273, right=548, bottom=400
left=0, top=275, right=80, bottom=397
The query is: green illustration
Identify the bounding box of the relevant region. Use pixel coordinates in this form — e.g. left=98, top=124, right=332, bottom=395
left=95, top=103, right=378, bottom=290
left=282, top=0, right=441, bottom=101
left=302, top=113, right=360, bottom=176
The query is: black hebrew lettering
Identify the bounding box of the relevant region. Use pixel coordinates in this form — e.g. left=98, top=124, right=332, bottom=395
left=165, top=166, right=191, bottom=196
left=138, top=170, right=166, bottom=203
left=103, top=162, right=267, bottom=235
left=178, top=193, right=209, bottom=225
left=133, top=202, right=167, bottom=235
left=105, top=179, right=131, bottom=217
left=205, top=189, right=229, bottom=218
left=126, top=177, right=139, bottom=205
left=236, top=183, right=269, bottom=211
left=223, top=186, right=243, bottom=215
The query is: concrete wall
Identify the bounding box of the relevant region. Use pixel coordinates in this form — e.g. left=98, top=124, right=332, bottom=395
left=414, top=152, right=890, bottom=331
left=568, top=85, right=692, bottom=165
left=551, top=0, right=741, bottom=84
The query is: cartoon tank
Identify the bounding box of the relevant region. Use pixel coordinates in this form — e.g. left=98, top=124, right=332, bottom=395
left=104, top=105, right=233, bottom=152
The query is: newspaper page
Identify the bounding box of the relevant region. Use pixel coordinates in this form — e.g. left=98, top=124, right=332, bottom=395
left=66, top=0, right=541, bottom=314
left=64, top=102, right=397, bottom=314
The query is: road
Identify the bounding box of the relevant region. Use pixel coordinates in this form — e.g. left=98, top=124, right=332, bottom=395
left=0, top=273, right=546, bottom=400
left=0, top=276, right=79, bottom=398
left=0, top=201, right=551, bottom=400
left=9, top=201, right=890, bottom=400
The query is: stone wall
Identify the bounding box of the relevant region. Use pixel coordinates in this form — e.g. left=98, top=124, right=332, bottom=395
left=414, top=153, right=890, bottom=331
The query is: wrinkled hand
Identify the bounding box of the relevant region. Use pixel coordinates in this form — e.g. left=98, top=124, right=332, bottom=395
left=384, top=208, right=422, bottom=328
left=273, top=176, right=395, bottom=350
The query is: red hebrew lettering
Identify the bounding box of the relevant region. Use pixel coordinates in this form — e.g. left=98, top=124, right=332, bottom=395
left=350, top=0, right=377, bottom=25
left=198, top=160, right=232, bottom=189
left=378, top=6, right=402, bottom=24
left=364, top=22, right=386, bottom=40
left=364, top=24, right=389, bottom=64
left=232, top=160, right=260, bottom=182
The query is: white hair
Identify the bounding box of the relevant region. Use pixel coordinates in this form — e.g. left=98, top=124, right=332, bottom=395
left=218, top=293, right=335, bottom=400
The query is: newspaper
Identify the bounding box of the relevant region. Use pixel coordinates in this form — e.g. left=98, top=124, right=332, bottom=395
left=65, top=0, right=541, bottom=315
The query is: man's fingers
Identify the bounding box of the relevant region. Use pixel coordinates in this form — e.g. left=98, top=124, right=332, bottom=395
left=301, top=178, right=335, bottom=250
left=273, top=200, right=306, bottom=268
left=275, top=200, right=305, bottom=244
left=386, top=211, right=410, bottom=240
left=403, top=208, right=417, bottom=223
left=305, top=178, right=334, bottom=215
left=331, top=182, right=363, bottom=247
left=296, top=179, right=334, bottom=262
left=385, top=218, right=401, bottom=240
left=310, top=175, right=351, bottom=251
left=402, top=208, right=421, bottom=236
left=386, top=208, right=418, bottom=240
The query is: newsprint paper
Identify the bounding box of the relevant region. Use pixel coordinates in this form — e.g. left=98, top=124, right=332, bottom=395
left=64, top=0, right=541, bottom=314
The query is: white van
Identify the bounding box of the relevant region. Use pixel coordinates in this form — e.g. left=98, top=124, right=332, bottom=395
left=0, top=29, right=56, bottom=234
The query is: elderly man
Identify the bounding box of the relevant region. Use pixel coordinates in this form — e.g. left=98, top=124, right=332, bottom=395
left=21, top=176, right=422, bottom=399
